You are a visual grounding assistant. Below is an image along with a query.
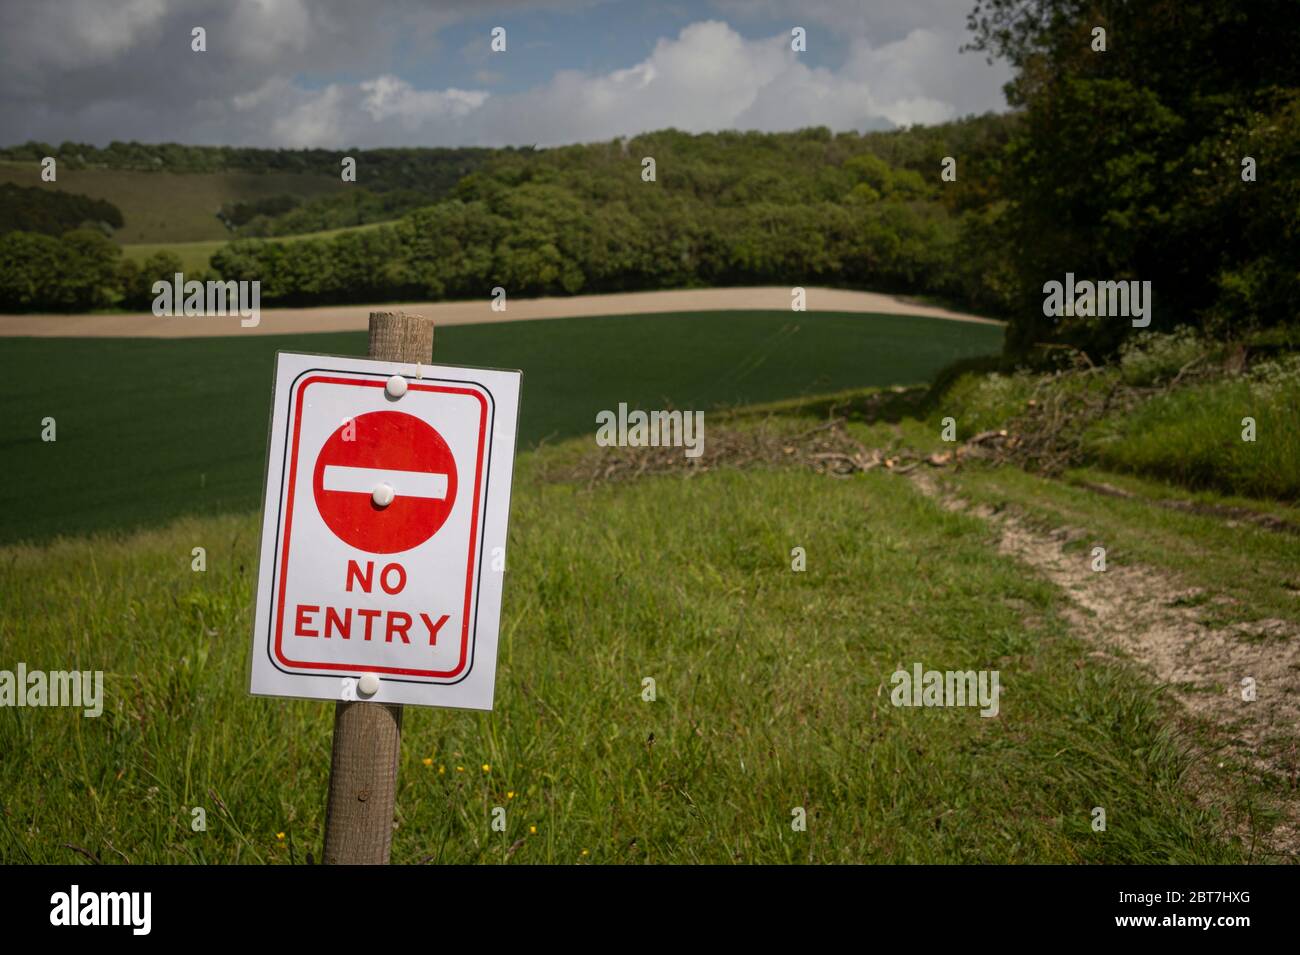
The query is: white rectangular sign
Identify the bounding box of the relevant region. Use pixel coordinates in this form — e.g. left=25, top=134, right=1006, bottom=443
left=249, top=351, right=521, bottom=710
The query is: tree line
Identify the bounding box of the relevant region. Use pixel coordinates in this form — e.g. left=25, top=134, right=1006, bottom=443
left=0, top=118, right=1018, bottom=314
left=0, top=141, right=495, bottom=189
left=208, top=121, right=1017, bottom=313
left=0, top=183, right=123, bottom=236
left=3, top=0, right=1296, bottom=358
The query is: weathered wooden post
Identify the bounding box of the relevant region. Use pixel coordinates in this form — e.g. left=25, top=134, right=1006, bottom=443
left=249, top=308, right=519, bottom=867
left=321, top=310, right=431, bottom=865
left=322, top=699, right=403, bottom=864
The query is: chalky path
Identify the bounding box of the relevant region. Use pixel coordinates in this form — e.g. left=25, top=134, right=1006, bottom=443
left=0, top=286, right=1001, bottom=338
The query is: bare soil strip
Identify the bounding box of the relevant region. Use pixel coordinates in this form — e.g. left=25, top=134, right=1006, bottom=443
left=0, top=287, right=1001, bottom=338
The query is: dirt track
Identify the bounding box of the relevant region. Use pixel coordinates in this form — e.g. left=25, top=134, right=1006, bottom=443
left=0, top=287, right=1001, bottom=338
left=908, top=471, right=1300, bottom=859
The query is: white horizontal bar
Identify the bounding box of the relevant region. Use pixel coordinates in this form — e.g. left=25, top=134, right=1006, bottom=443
left=322, top=465, right=448, bottom=500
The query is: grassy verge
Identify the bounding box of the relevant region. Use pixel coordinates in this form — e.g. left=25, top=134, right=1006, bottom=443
left=930, top=330, right=1300, bottom=500
left=1085, top=369, right=1300, bottom=499
left=0, top=455, right=1250, bottom=863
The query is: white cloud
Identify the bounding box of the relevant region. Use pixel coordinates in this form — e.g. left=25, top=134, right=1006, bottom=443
left=710, top=0, right=973, bottom=45
left=231, top=19, right=1006, bottom=147
left=842, top=29, right=1000, bottom=121
left=0, top=6, right=1008, bottom=148
left=268, top=83, right=350, bottom=149
left=480, top=21, right=790, bottom=141
left=360, top=76, right=489, bottom=128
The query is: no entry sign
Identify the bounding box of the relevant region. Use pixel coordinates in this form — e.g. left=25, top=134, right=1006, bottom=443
left=249, top=352, right=522, bottom=710
left=313, top=410, right=458, bottom=554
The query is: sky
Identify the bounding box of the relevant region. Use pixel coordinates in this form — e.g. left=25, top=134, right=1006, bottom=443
left=0, top=0, right=1013, bottom=149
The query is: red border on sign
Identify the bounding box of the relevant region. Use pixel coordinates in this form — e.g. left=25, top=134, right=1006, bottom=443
left=272, top=374, right=488, bottom=679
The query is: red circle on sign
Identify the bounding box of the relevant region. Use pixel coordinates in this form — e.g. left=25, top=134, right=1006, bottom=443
left=312, top=410, right=458, bottom=554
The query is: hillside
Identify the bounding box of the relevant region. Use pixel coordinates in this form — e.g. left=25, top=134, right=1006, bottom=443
left=0, top=161, right=347, bottom=243
left=0, top=116, right=1020, bottom=313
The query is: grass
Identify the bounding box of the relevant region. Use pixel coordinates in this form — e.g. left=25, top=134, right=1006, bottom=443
left=3, top=314, right=1285, bottom=864
left=0, top=310, right=1002, bottom=544
left=1084, top=372, right=1300, bottom=500
left=931, top=334, right=1300, bottom=501
left=948, top=463, right=1300, bottom=630
left=0, top=455, right=1250, bottom=864
left=0, top=161, right=346, bottom=244
left=725, top=389, right=1300, bottom=621
left=120, top=238, right=227, bottom=276
left=121, top=220, right=398, bottom=275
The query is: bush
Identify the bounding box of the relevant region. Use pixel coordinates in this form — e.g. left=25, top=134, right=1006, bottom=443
left=0, top=232, right=64, bottom=309
left=0, top=228, right=121, bottom=311
left=1117, top=327, right=1209, bottom=387
left=119, top=251, right=184, bottom=309
left=0, top=183, right=124, bottom=236
left=934, top=370, right=1038, bottom=437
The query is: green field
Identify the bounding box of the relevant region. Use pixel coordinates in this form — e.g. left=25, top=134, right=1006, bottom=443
left=0, top=161, right=345, bottom=244
left=0, top=310, right=1002, bottom=544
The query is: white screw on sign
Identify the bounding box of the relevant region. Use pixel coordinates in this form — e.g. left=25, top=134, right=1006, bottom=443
left=371, top=482, right=396, bottom=508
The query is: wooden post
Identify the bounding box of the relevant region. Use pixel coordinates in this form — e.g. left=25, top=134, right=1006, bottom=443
left=321, top=310, right=434, bottom=865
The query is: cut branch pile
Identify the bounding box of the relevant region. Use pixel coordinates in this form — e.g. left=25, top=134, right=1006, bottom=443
left=544, top=349, right=1232, bottom=488
left=542, top=416, right=1012, bottom=488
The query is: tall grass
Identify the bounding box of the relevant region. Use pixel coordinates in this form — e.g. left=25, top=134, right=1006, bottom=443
left=0, top=459, right=1246, bottom=863
left=1086, top=355, right=1300, bottom=499
left=932, top=331, right=1300, bottom=501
